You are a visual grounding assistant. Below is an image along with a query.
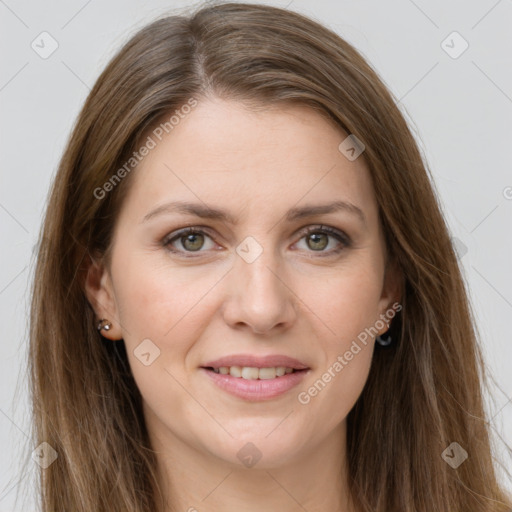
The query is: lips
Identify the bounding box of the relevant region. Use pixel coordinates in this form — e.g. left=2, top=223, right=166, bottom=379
left=201, top=354, right=310, bottom=370
left=200, top=366, right=310, bottom=401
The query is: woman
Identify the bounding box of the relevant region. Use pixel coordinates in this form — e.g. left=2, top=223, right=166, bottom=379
left=27, top=2, right=512, bottom=511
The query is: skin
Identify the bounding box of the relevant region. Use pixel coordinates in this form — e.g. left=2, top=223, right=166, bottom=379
left=85, top=97, right=401, bottom=512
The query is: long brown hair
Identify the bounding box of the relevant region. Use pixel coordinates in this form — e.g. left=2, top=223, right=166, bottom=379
left=25, top=2, right=512, bottom=511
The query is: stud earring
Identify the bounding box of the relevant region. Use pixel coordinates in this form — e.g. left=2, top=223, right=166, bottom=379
left=97, top=319, right=112, bottom=332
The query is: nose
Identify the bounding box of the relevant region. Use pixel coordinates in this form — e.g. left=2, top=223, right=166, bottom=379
left=221, top=242, right=297, bottom=335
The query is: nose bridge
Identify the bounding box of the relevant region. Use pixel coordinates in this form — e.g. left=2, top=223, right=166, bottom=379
left=223, top=233, right=295, bottom=332
left=234, top=233, right=284, bottom=299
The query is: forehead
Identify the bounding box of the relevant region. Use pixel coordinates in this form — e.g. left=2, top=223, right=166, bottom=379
left=119, top=97, right=378, bottom=226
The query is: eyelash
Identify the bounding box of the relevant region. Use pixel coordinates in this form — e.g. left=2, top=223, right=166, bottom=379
left=162, top=225, right=351, bottom=258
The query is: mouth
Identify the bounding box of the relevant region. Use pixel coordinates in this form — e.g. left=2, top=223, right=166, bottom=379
left=199, top=354, right=311, bottom=400
left=200, top=356, right=311, bottom=401
left=201, top=365, right=308, bottom=380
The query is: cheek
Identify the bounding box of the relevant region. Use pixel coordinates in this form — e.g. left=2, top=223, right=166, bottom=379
left=111, top=252, right=226, bottom=367
left=113, top=251, right=205, bottom=329
left=110, top=256, right=217, bottom=402
left=298, top=292, right=376, bottom=428
left=305, top=261, right=384, bottom=342
left=305, top=342, right=373, bottom=434
left=295, top=259, right=381, bottom=412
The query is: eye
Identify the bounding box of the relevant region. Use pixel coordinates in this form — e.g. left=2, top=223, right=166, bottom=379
left=163, top=224, right=350, bottom=258
left=163, top=227, right=217, bottom=254
left=294, top=225, right=350, bottom=255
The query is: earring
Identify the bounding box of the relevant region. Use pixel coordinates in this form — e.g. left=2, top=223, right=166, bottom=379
left=376, top=330, right=393, bottom=346
left=97, top=319, right=112, bottom=332
left=376, top=321, right=393, bottom=346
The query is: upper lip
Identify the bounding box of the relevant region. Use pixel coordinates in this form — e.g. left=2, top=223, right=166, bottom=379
left=201, top=354, right=310, bottom=370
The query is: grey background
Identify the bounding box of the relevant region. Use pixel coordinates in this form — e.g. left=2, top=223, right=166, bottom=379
left=1, top=0, right=511, bottom=509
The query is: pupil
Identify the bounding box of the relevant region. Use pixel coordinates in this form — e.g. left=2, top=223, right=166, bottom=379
left=183, top=233, right=203, bottom=251
left=309, top=233, right=327, bottom=251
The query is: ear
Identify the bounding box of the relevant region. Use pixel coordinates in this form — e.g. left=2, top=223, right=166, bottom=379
left=83, top=251, right=123, bottom=340
left=377, top=257, right=403, bottom=335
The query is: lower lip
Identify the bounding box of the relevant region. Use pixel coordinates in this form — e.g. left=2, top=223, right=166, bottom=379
left=200, top=368, right=310, bottom=401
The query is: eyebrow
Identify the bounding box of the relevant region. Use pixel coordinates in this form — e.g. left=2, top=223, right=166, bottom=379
left=142, top=200, right=366, bottom=225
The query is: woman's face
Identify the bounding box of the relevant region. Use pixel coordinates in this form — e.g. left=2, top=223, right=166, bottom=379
left=86, top=97, right=399, bottom=469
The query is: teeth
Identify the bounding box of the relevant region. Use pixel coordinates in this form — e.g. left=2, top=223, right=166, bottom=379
left=212, top=366, right=297, bottom=379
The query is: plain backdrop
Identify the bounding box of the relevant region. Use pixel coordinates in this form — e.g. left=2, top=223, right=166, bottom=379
left=1, top=0, right=511, bottom=509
